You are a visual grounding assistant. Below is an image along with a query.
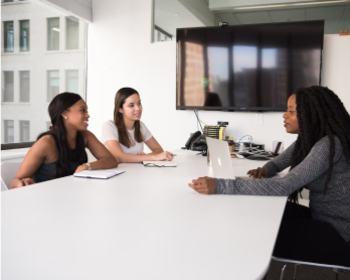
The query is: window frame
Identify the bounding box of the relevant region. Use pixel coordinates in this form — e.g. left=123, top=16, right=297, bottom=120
left=19, top=19, right=30, bottom=52
left=19, top=70, right=30, bottom=103
left=3, top=21, right=14, bottom=52
left=2, top=71, right=14, bottom=102
left=47, top=17, right=60, bottom=51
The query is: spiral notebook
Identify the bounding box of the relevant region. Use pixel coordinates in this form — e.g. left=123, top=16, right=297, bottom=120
left=143, top=161, right=177, bottom=167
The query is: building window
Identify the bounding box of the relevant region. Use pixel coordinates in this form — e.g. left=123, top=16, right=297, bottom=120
left=2, top=0, right=14, bottom=3
left=20, top=71, right=30, bottom=102
left=4, top=120, right=14, bottom=143
left=47, top=17, right=60, bottom=51
left=2, top=71, right=14, bottom=102
left=154, top=26, right=172, bottom=42
left=3, top=21, right=14, bottom=52
left=20, top=20, right=30, bottom=51
left=66, top=70, right=79, bottom=94
left=47, top=70, right=59, bottom=102
left=19, top=120, right=30, bottom=142
left=66, top=16, right=79, bottom=50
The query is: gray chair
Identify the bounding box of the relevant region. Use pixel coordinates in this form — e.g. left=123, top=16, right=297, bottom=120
left=1, top=161, right=22, bottom=191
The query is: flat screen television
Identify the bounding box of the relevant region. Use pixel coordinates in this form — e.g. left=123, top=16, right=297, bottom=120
left=176, top=20, right=324, bottom=112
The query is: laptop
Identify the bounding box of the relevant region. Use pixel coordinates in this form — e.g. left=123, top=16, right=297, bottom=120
left=206, top=137, right=250, bottom=180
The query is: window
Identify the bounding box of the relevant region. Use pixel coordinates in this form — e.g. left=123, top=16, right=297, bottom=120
left=66, top=70, right=79, bottom=94
left=66, top=17, right=79, bottom=50
left=2, top=0, right=14, bottom=3
left=2, top=71, right=14, bottom=102
left=20, top=71, right=30, bottom=102
left=19, top=120, right=30, bottom=142
left=4, top=120, right=14, bottom=143
left=20, top=20, right=30, bottom=51
left=3, top=21, right=14, bottom=52
left=47, top=70, right=59, bottom=102
left=47, top=18, right=60, bottom=50
left=2, top=1, right=87, bottom=149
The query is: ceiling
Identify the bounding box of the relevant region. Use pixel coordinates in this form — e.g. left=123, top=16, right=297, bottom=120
left=154, top=0, right=350, bottom=36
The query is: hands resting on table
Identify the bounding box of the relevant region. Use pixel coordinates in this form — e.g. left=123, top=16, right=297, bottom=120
left=12, top=163, right=94, bottom=189
left=188, top=167, right=268, bottom=194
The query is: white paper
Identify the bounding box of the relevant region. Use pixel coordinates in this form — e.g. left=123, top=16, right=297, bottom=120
left=74, top=169, right=125, bottom=179
left=143, top=161, right=177, bottom=167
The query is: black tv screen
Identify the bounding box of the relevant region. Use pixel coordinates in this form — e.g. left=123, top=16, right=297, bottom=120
left=176, top=20, right=324, bottom=111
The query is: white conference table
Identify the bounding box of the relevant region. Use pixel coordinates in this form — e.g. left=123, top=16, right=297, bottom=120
left=2, top=150, right=287, bottom=280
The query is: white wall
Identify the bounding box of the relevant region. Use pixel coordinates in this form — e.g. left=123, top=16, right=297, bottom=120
left=87, top=0, right=350, bottom=153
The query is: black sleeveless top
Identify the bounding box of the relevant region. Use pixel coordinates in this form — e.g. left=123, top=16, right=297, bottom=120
left=33, top=133, right=87, bottom=183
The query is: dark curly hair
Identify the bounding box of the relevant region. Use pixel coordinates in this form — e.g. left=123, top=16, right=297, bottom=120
left=289, top=86, right=350, bottom=202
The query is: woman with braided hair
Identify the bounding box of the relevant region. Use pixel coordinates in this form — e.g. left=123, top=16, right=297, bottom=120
left=189, top=86, right=350, bottom=264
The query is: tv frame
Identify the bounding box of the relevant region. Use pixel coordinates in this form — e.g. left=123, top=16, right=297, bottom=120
left=176, top=20, right=324, bottom=112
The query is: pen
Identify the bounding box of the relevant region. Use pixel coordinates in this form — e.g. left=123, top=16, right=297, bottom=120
left=171, top=154, right=177, bottom=156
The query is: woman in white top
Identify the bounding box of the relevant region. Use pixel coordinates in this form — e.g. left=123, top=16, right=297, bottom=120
left=102, top=87, right=173, bottom=163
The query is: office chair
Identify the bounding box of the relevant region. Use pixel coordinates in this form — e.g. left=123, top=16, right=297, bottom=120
left=1, top=161, right=22, bottom=191
left=272, top=256, right=350, bottom=280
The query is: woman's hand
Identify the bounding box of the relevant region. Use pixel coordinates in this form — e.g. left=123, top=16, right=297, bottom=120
left=154, top=151, right=173, bottom=161
left=136, top=152, right=146, bottom=155
left=188, top=176, right=216, bottom=194
left=247, top=167, right=268, bottom=179
left=74, top=164, right=88, bottom=174
left=12, top=178, right=35, bottom=188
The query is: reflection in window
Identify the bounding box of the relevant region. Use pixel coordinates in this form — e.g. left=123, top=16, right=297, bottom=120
left=20, top=71, right=30, bottom=102
left=47, top=70, right=59, bottom=102
left=207, top=47, right=229, bottom=105
left=47, top=18, right=60, bottom=50
left=154, top=26, right=172, bottom=42
left=20, top=20, right=30, bottom=51
left=3, top=71, right=14, bottom=102
left=20, top=120, right=30, bottom=142
left=233, top=46, right=258, bottom=106
left=3, top=21, right=14, bottom=52
left=4, top=120, right=14, bottom=143
left=183, top=42, right=205, bottom=106
left=262, top=49, right=277, bottom=68
left=66, top=17, right=79, bottom=49
left=233, top=46, right=257, bottom=72
left=66, top=70, right=79, bottom=94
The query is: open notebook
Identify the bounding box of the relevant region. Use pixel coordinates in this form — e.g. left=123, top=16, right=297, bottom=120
left=74, top=169, right=125, bottom=179
left=143, top=161, right=177, bottom=167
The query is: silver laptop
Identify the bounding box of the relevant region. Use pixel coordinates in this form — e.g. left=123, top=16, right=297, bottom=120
left=206, top=137, right=250, bottom=180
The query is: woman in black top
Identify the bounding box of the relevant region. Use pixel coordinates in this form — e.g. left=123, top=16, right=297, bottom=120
left=11, top=92, right=118, bottom=189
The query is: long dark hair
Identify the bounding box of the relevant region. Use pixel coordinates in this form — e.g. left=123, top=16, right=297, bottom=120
left=289, top=86, right=350, bottom=202
left=113, top=87, right=144, bottom=148
left=38, top=92, right=87, bottom=178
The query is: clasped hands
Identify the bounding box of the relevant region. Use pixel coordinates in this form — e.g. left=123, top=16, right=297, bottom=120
left=189, top=167, right=267, bottom=194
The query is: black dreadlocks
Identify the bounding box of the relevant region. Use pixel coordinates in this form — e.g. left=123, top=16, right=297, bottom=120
left=289, top=86, right=350, bottom=202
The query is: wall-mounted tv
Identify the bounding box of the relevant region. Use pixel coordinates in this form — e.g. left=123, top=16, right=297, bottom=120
left=176, top=20, right=324, bottom=112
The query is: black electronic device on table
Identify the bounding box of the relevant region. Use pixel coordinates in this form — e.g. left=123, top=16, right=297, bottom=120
left=176, top=20, right=324, bottom=112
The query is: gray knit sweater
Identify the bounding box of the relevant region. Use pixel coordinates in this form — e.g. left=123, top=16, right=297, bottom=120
left=215, top=136, right=350, bottom=244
